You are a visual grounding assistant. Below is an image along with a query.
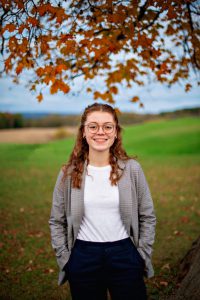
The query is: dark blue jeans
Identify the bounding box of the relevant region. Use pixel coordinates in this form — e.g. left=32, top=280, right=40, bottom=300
left=65, top=237, right=147, bottom=300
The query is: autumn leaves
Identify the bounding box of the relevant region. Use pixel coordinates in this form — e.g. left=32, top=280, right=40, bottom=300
left=1, top=0, right=199, bottom=106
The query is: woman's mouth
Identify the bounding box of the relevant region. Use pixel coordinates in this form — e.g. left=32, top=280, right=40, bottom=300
left=93, top=139, right=108, bottom=143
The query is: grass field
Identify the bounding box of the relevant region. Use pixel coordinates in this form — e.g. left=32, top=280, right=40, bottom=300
left=0, top=116, right=200, bottom=299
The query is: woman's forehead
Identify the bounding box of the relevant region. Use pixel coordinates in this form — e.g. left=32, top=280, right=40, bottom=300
left=86, top=111, right=115, bottom=123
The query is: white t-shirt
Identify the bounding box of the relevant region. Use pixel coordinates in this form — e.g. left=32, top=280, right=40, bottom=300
left=77, top=164, right=129, bottom=242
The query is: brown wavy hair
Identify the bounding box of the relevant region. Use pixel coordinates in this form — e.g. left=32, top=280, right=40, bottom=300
left=61, top=103, right=137, bottom=188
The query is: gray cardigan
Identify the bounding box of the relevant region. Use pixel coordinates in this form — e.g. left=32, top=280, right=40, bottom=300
left=49, top=159, right=156, bottom=286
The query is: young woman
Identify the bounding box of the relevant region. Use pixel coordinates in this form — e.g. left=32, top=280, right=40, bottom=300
left=49, top=103, right=156, bottom=300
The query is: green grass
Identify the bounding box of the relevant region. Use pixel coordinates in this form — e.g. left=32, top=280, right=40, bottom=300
left=0, top=116, right=200, bottom=299
left=123, top=116, right=200, bottom=156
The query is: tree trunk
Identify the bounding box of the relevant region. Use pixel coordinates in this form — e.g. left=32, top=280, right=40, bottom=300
left=169, top=235, right=200, bottom=300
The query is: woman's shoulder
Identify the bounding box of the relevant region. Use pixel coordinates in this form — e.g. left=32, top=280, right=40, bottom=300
left=123, top=158, right=142, bottom=170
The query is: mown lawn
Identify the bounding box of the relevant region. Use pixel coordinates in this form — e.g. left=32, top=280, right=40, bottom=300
left=0, top=116, right=200, bottom=300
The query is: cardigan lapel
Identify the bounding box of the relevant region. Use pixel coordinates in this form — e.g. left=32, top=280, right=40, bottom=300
left=70, top=160, right=87, bottom=240
left=71, top=159, right=132, bottom=240
left=117, top=159, right=132, bottom=232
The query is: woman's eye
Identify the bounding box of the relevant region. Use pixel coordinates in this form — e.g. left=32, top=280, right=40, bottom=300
left=105, top=125, right=112, bottom=130
left=89, top=125, right=97, bottom=129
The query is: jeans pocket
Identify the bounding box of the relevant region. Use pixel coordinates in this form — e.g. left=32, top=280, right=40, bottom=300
left=64, top=249, right=73, bottom=272
left=136, top=248, right=145, bottom=267
left=130, top=243, right=145, bottom=268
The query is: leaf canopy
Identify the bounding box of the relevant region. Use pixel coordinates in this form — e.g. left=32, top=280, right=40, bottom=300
left=0, top=0, right=199, bottom=105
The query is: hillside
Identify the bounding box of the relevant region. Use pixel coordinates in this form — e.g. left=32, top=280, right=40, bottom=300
left=0, top=106, right=199, bottom=129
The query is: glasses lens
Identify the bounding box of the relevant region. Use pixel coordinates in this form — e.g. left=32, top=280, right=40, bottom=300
left=88, top=123, right=98, bottom=133
left=103, top=124, right=114, bottom=133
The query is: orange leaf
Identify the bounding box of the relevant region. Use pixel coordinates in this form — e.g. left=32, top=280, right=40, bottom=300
left=110, top=86, right=118, bottom=94
left=38, top=3, right=53, bottom=16
left=16, top=0, right=24, bottom=9
left=4, top=57, right=12, bottom=72
left=16, top=63, right=23, bottom=75
left=93, top=91, right=101, bottom=100
left=37, top=93, right=43, bottom=102
left=167, top=7, right=177, bottom=19
left=27, top=17, right=39, bottom=27
left=58, top=81, right=70, bottom=93
left=18, top=24, right=26, bottom=34
left=50, top=80, right=70, bottom=94
left=131, top=96, right=139, bottom=102
left=185, top=83, right=192, bottom=92
left=50, top=81, right=59, bottom=94
left=3, top=24, right=16, bottom=33
left=55, top=64, right=67, bottom=74
left=30, top=84, right=36, bottom=91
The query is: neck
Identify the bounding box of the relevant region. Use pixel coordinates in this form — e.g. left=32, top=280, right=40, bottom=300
left=88, top=150, right=110, bottom=167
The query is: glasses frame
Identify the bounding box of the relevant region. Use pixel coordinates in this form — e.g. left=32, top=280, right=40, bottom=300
left=84, top=122, right=116, bottom=134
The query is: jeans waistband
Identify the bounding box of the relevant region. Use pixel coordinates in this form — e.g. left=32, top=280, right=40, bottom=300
left=74, top=237, right=132, bottom=248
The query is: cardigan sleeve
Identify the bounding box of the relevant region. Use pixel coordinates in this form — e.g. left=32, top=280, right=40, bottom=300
left=48, top=168, right=70, bottom=270
left=136, top=162, right=156, bottom=260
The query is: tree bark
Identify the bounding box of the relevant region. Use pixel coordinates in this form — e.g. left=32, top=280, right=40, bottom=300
left=169, top=235, right=200, bottom=300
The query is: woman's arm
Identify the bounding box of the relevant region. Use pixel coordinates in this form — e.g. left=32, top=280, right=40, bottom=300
left=49, top=169, right=70, bottom=270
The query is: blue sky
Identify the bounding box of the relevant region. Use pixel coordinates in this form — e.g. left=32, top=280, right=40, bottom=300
left=0, top=74, right=199, bottom=115
left=0, top=1, right=199, bottom=116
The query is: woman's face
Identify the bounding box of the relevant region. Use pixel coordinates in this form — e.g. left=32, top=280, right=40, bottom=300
left=83, top=111, right=117, bottom=154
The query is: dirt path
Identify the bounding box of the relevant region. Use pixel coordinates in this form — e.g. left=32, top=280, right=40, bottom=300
left=0, top=127, right=78, bottom=144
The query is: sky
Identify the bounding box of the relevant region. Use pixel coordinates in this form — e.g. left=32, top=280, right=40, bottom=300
left=0, top=73, right=199, bottom=115
left=0, top=1, right=199, bottom=115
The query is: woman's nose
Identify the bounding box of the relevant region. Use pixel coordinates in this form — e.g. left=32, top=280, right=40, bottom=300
left=96, top=126, right=104, bottom=134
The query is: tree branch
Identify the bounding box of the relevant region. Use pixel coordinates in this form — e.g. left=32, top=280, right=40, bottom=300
left=186, top=2, right=199, bottom=69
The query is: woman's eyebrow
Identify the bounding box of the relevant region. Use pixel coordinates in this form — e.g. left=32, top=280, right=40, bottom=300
left=86, top=122, right=114, bottom=124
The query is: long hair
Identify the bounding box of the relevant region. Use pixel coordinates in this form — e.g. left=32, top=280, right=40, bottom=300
left=61, top=103, right=137, bottom=188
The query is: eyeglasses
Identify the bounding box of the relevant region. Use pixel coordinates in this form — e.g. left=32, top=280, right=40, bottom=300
left=84, top=122, right=115, bottom=134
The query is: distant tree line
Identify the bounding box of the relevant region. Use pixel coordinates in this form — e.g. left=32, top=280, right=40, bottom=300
left=0, top=112, right=24, bottom=129
left=0, top=108, right=199, bottom=129
left=25, top=114, right=81, bottom=128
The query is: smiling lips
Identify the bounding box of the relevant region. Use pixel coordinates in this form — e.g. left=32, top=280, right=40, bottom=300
left=93, top=138, right=108, bottom=142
